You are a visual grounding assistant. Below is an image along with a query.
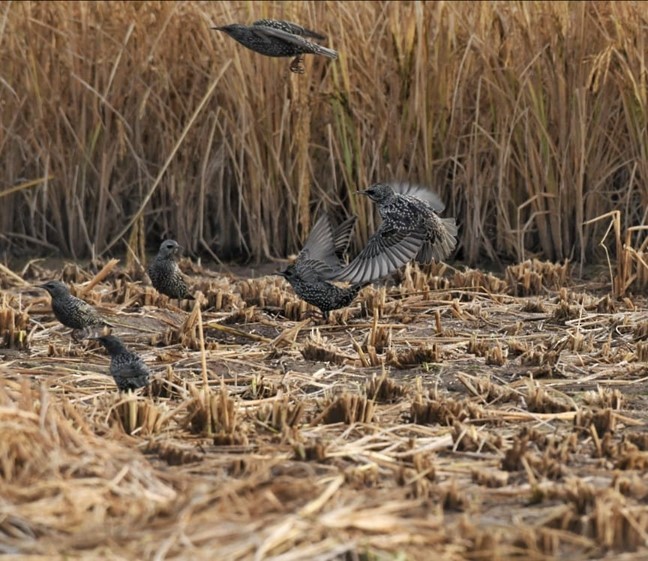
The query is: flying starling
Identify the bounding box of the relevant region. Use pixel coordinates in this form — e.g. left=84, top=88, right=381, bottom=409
left=147, top=240, right=194, bottom=301
left=39, top=280, right=108, bottom=339
left=277, top=215, right=367, bottom=320
left=96, top=335, right=150, bottom=392
left=212, top=19, right=338, bottom=74
left=334, top=182, right=458, bottom=284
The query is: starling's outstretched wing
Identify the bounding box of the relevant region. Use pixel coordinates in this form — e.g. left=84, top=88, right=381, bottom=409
left=332, top=216, right=357, bottom=261
left=298, top=215, right=336, bottom=265
left=253, top=25, right=338, bottom=59
left=391, top=182, right=446, bottom=212
left=298, top=215, right=357, bottom=272
left=253, top=19, right=327, bottom=41
left=294, top=259, right=337, bottom=282
left=334, top=224, right=426, bottom=283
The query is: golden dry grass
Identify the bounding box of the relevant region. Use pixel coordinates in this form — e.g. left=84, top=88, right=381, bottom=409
left=3, top=258, right=648, bottom=560
left=1, top=1, right=648, bottom=267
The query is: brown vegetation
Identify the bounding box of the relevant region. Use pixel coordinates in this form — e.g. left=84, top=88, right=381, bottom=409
left=2, top=258, right=648, bottom=559
left=1, top=1, right=648, bottom=278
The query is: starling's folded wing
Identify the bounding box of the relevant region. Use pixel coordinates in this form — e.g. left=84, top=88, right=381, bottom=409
left=255, top=26, right=338, bottom=59
left=391, top=182, right=446, bottom=212
left=253, top=19, right=327, bottom=41
left=76, top=298, right=106, bottom=327
left=333, top=224, right=426, bottom=283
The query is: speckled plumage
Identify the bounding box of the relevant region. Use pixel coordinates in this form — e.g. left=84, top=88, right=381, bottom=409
left=278, top=215, right=365, bottom=319
left=334, top=183, right=458, bottom=284
left=96, top=335, right=150, bottom=391
left=40, top=280, right=107, bottom=336
left=147, top=240, right=194, bottom=300
left=212, top=19, right=338, bottom=73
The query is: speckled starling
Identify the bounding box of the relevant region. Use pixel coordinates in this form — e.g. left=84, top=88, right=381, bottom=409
left=96, top=335, right=150, bottom=392
left=277, top=215, right=366, bottom=319
left=212, top=19, right=338, bottom=74
left=147, top=240, right=194, bottom=300
left=334, top=183, right=458, bottom=284
left=39, top=280, right=107, bottom=338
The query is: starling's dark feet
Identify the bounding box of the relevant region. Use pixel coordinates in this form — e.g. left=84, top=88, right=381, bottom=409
left=290, top=55, right=305, bottom=74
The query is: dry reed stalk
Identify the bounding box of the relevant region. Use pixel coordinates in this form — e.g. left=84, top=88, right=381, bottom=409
left=82, top=258, right=120, bottom=292
left=197, top=301, right=212, bottom=437
left=2, top=2, right=648, bottom=265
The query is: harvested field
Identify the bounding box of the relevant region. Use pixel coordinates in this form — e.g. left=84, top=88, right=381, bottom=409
left=2, top=259, right=648, bottom=560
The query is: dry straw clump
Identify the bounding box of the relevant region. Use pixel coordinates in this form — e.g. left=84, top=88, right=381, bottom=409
left=6, top=255, right=648, bottom=559
left=0, top=381, right=177, bottom=553
left=2, top=1, right=648, bottom=269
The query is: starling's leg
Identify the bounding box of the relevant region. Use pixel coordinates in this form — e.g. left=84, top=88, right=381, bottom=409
left=71, top=327, right=88, bottom=342
left=289, top=55, right=305, bottom=74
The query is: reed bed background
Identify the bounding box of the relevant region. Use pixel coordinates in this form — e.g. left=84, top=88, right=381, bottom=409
left=1, top=1, right=648, bottom=265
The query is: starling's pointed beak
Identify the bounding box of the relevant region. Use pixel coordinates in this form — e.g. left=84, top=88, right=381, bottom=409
left=276, top=270, right=287, bottom=278
left=357, top=190, right=370, bottom=196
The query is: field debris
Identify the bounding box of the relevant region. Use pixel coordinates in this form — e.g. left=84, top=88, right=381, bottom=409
left=2, top=258, right=648, bottom=559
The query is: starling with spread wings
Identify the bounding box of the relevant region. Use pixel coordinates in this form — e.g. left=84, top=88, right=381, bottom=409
left=334, top=183, right=457, bottom=284
left=277, top=215, right=366, bottom=320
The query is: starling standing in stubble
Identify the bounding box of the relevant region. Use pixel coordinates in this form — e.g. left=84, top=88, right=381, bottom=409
left=147, top=240, right=194, bottom=301
left=96, top=335, right=150, bottom=391
left=39, top=280, right=108, bottom=339
left=212, top=19, right=338, bottom=74
left=334, top=183, right=458, bottom=284
left=277, top=215, right=367, bottom=320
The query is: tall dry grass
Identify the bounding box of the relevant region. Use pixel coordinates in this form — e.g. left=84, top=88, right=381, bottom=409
left=1, top=1, right=647, bottom=265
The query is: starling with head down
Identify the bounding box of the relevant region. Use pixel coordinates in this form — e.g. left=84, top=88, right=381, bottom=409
left=335, top=182, right=458, bottom=284
left=148, top=240, right=194, bottom=300
left=96, top=335, right=150, bottom=391
left=213, top=19, right=338, bottom=74
left=277, top=215, right=367, bottom=320
left=39, top=280, right=108, bottom=339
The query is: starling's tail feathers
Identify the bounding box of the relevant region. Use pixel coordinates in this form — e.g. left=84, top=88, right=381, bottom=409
left=416, top=217, right=458, bottom=264
left=309, top=43, right=338, bottom=59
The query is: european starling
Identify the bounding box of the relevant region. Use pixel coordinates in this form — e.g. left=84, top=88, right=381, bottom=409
left=335, top=182, right=458, bottom=284
left=39, top=280, right=107, bottom=338
left=96, top=335, right=150, bottom=392
left=212, top=19, right=338, bottom=74
left=277, top=215, right=366, bottom=319
left=147, top=240, right=194, bottom=300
